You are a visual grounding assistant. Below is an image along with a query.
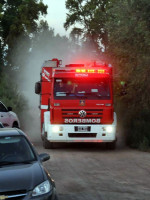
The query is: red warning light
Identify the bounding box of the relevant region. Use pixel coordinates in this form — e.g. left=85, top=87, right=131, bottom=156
left=98, top=69, right=105, bottom=73
left=76, top=69, right=105, bottom=74
left=81, top=69, right=86, bottom=73
left=87, top=69, right=95, bottom=73
left=76, top=69, right=81, bottom=72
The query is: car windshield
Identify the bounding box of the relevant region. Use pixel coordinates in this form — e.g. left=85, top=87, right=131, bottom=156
left=54, top=78, right=110, bottom=100
left=0, top=135, right=36, bottom=165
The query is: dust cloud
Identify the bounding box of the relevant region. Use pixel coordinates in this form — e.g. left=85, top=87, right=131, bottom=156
left=15, top=31, right=101, bottom=142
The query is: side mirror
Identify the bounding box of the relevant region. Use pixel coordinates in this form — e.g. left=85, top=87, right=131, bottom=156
left=7, top=106, right=12, bottom=111
left=39, top=153, right=50, bottom=162
left=35, top=81, right=41, bottom=94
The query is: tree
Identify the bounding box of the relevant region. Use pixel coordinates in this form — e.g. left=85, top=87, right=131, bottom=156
left=0, top=0, right=47, bottom=69
left=106, top=0, right=150, bottom=149
left=1, top=0, right=47, bottom=46
left=0, top=0, right=48, bottom=114
left=65, top=0, right=150, bottom=149
left=64, top=0, right=110, bottom=52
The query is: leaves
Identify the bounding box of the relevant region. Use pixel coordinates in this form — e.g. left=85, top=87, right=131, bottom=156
left=65, top=0, right=150, bottom=149
left=65, top=0, right=110, bottom=51
left=0, top=0, right=48, bottom=115
left=1, top=0, right=47, bottom=46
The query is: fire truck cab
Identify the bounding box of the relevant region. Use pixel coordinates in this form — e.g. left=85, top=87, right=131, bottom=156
left=35, top=58, right=117, bottom=149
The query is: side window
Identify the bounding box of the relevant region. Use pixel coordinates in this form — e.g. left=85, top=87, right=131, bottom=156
left=0, top=103, right=8, bottom=112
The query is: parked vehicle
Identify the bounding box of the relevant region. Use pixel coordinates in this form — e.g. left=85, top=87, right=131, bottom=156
left=35, top=58, right=117, bottom=149
left=0, top=101, right=20, bottom=128
left=0, top=122, right=4, bottom=128
left=0, top=128, right=58, bottom=200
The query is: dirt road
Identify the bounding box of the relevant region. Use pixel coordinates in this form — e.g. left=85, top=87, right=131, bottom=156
left=35, top=143, right=150, bottom=200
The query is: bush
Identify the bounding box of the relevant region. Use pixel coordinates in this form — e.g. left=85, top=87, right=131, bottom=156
left=115, top=98, right=150, bottom=151
left=0, top=72, right=27, bottom=116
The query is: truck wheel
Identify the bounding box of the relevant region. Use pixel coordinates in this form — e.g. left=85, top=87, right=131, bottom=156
left=43, top=137, right=50, bottom=149
left=43, top=137, right=54, bottom=149
left=41, top=124, right=44, bottom=141
left=107, top=141, right=116, bottom=150
left=49, top=142, right=54, bottom=149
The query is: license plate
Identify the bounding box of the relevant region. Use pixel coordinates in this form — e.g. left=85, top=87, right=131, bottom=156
left=78, top=126, right=88, bottom=132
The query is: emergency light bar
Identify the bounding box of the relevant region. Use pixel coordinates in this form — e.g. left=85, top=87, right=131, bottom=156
left=76, top=69, right=105, bottom=73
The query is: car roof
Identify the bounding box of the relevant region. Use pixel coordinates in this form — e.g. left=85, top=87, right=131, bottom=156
left=0, top=128, right=25, bottom=137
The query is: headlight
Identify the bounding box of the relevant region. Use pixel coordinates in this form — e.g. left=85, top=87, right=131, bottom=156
left=52, top=126, right=63, bottom=132
left=106, top=126, right=113, bottom=133
left=52, top=126, right=59, bottom=133
left=32, top=180, right=51, bottom=196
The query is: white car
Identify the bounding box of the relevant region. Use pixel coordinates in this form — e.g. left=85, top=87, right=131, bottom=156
left=0, top=101, right=20, bottom=128
left=0, top=122, right=4, bottom=128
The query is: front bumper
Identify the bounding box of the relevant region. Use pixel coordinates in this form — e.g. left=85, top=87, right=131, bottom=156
left=2, top=187, right=57, bottom=200
left=47, top=124, right=117, bottom=143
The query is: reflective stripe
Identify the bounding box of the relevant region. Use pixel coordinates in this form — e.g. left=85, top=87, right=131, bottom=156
left=41, top=105, right=48, bottom=109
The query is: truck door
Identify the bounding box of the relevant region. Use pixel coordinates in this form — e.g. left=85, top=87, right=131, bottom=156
left=0, top=102, right=11, bottom=127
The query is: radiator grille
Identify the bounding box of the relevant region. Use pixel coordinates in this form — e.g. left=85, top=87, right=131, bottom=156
left=62, top=109, right=103, bottom=119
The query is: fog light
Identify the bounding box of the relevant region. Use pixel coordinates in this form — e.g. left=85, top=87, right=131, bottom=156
left=106, top=126, right=113, bottom=133
left=59, top=127, right=63, bottom=131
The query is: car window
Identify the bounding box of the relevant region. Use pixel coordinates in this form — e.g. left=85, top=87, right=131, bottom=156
left=0, top=136, right=37, bottom=163
left=0, top=102, right=8, bottom=112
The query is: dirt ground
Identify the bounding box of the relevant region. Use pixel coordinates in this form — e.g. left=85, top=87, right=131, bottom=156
left=34, top=140, right=150, bottom=200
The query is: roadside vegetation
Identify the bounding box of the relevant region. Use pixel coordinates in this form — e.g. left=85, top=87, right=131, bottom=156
left=0, top=0, right=47, bottom=112
left=65, top=0, right=150, bottom=150
left=0, top=0, right=73, bottom=126
left=0, top=0, right=149, bottom=150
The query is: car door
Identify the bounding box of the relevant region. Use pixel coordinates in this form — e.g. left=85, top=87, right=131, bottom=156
left=0, top=102, right=11, bottom=127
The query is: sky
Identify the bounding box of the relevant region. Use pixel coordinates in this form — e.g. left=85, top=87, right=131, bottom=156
left=42, top=0, right=71, bottom=36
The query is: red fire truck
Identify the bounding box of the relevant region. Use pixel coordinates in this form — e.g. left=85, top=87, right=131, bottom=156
left=35, top=58, right=117, bottom=149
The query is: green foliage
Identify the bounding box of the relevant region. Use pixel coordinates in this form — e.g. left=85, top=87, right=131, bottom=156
left=106, top=0, right=150, bottom=150
left=0, top=0, right=47, bottom=118
left=1, top=0, right=47, bottom=47
left=139, top=137, right=150, bottom=152
left=0, top=71, right=27, bottom=114
left=65, top=0, right=110, bottom=51
left=65, top=0, right=150, bottom=150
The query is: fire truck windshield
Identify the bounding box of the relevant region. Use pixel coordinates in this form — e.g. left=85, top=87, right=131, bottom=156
left=54, top=78, right=110, bottom=100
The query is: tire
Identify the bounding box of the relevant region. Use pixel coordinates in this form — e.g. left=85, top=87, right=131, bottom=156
left=43, top=137, right=54, bottom=149
left=41, top=124, right=44, bottom=141
left=49, top=141, right=54, bottom=149
left=43, top=137, right=50, bottom=149
left=107, top=141, right=116, bottom=150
